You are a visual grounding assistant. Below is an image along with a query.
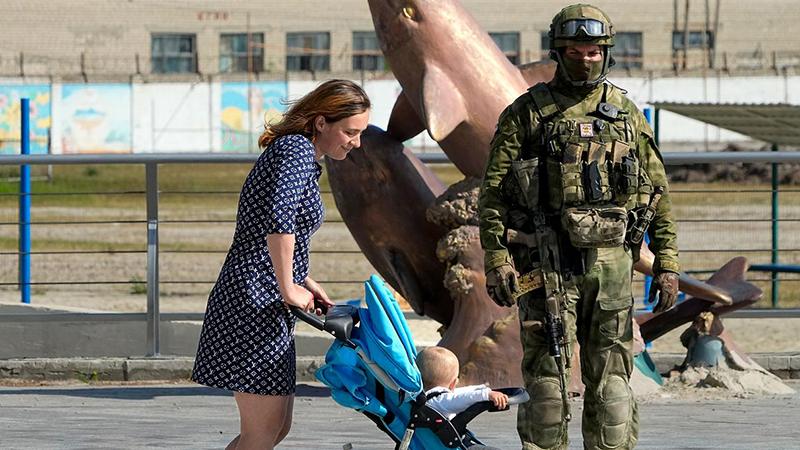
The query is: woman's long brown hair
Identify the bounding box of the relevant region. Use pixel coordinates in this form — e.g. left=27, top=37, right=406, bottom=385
left=258, top=79, right=370, bottom=149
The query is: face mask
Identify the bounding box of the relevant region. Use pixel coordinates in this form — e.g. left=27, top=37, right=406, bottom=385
left=561, top=57, right=603, bottom=82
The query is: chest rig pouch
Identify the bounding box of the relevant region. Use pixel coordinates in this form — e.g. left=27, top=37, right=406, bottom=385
left=527, top=83, right=640, bottom=248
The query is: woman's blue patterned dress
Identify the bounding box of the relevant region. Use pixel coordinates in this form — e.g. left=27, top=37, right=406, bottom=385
left=192, top=134, right=324, bottom=395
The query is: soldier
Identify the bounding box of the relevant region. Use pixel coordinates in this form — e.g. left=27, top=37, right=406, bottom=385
left=478, top=4, right=680, bottom=450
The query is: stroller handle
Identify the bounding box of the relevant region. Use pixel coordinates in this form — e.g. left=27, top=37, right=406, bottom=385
left=450, top=387, right=530, bottom=431
left=289, top=298, right=329, bottom=331
left=290, top=306, right=326, bottom=331
left=291, top=302, right=359, bottom=348
left=496, top=387, right=530, bottom=407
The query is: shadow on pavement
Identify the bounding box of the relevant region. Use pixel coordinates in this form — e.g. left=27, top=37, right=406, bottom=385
left=0, top=383, right=331, bottom=400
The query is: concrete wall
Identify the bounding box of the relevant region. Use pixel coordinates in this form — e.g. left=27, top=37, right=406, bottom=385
left=0, top=75, right=795, bottom=155
left=132, top=82, right=216, bottom=153
left=0, top=303, right=333, bottom=358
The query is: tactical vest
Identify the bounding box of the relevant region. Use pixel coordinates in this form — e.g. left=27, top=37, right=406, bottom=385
left=513, top=82, right=652, bottom=248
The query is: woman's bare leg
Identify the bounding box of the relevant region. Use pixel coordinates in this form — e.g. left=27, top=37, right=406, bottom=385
left=275, top=395, right=295, bottom=444
left=230, top=392, right=292, bottom=450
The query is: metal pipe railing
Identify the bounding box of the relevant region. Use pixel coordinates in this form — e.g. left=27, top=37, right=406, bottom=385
left=5, top=150, right=800, bottom=165
left=771, top=143, right=781, bottom=307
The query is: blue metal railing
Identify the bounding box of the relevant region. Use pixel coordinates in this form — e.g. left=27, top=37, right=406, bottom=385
left=18, top=98, right=31, bottom=304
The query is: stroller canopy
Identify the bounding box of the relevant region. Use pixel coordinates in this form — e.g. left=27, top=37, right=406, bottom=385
left=316, top=275, right=423, bottom=417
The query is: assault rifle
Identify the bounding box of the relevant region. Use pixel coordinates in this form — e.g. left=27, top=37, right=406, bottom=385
left=521, top=212, right=572, bottom=422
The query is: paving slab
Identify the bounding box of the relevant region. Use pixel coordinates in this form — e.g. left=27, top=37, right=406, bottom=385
left=0, top=381, right=798, bottom=449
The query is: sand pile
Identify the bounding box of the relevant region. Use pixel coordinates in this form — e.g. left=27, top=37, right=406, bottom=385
left=666, top=366, right=794, bottom=395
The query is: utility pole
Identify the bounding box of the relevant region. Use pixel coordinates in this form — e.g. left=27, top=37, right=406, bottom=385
left=246, top=12, right=254, bottom=151
left=712, top=0, right=721, bottom=70
left=246, top=12, right=253, bottom=75
left=683, top=0, right=690, bottom=70
left=704, top=0, right=712, bottom=69
left=673, top=0, right=679, bottom=71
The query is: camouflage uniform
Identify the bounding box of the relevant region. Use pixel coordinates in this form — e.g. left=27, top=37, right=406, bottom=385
left=478, top=5, right=679, bottom=449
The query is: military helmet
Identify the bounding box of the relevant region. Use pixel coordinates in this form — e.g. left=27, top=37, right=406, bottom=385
left=548, top=4, right=615, bottom=49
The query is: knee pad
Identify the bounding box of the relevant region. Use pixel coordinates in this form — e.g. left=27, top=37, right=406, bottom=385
left=519, top=379, right=566, bottom=449
left=598, top=375, right=633, bottom=448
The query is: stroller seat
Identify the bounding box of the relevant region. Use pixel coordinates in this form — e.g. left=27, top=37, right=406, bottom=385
left=294, top=275, right=529, bottom=450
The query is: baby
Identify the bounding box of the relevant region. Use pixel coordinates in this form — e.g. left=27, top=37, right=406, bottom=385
left=415, top=346, right=508, bottom=420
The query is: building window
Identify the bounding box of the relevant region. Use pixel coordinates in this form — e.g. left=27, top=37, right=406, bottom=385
left=286, top=32, right=330, bottom=71
left=490, top=32, right=520, bottom=65
left=151, top=33, right=197, bottom=73
left=613, top=32, right=643, bottom=70
left=220, top=33, right=264, bottom=73
left=672, top=31, right=714, bottom=50
left=352, top=31, right=384, bottom=71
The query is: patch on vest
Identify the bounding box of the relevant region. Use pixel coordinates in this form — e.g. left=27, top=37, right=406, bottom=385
left=579, top=122, right=594, bottom=138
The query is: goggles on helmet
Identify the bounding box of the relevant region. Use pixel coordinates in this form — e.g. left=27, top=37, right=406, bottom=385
left=555, top=19, right=607, bottom=39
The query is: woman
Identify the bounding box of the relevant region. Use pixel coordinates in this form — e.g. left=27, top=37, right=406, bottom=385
left=192, top=79, right=370, bottom=450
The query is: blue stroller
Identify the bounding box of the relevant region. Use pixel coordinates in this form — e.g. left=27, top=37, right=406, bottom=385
left=293, top=275, right=529, bottom=450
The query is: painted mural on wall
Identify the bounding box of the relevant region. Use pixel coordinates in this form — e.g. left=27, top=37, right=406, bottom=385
left=0, top=77, right=786, bottom=155
left=61, top=84, right=131, bottom=154
left=221, top=81, right=287, bottom=152
left=0, top=85, right=51, bottom=155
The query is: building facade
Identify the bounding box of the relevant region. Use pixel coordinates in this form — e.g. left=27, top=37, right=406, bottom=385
left=1, top=0, right=798, bottom=82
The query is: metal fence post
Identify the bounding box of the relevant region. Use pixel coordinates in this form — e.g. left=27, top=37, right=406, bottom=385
left=145, top=162, right=160, bottom=356
left=19, top=98, right=31, bottom=304
left=771, top=143, right=780, bottom=307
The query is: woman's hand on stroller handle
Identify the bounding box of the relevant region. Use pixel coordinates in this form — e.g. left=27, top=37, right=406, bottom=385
left=283, top=284, right=316, bottom=311
left=304, top=276, right=334, bottom=314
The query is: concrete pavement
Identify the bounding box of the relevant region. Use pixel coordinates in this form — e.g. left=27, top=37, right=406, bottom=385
left=2, top=305, right=798, bottom=449
left=1, top=381, right=799, bottom=449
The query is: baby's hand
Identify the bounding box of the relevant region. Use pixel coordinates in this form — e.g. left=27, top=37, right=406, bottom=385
left=488, top=391, right=508, bottom=409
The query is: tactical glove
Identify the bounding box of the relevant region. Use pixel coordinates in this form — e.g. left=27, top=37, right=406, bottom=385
left=650, top=271, right=679, bottom=313
left=486, top=263, right=519, bottom=307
